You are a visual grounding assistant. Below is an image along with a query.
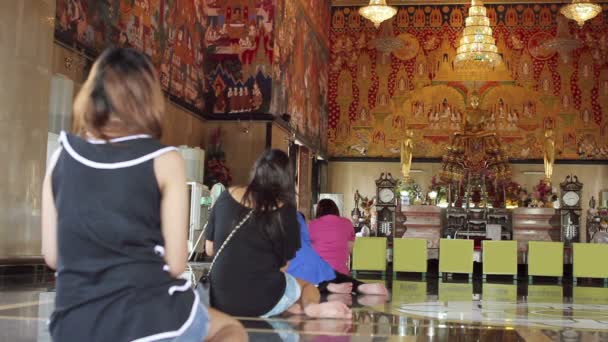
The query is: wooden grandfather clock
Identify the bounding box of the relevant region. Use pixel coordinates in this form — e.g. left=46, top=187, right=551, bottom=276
left=559, top=175, right=583, bottom=245
left=375, top=173, right=397, bottom=238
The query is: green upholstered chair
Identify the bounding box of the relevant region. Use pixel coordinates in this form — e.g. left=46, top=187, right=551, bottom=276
left=482, top=240, right=518, bottom=279
left=392, top=281, right=427, bottom=304
left=351, top=237, right=387, bottom=277
left=482, top=283, right=518, bottom=318
left=527, top=285, right=563, bottom=303
left=527, top=241, right=563, bottom=282
left=573, top=243, right=608, bottom=285
left=439, top=282, right=473, bottom=302
left=573, top=286, right=608, bottom=304
left=439, top=238, right=473, bottom=279
left=393, top=238, right=427, bottom=278
left=482, top=283, right=517, bottom=303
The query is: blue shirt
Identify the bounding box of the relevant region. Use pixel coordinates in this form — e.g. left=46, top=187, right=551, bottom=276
left=287, top=214, right=336, bottom=284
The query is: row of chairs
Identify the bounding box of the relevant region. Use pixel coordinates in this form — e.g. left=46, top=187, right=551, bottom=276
left=351, top=237, right=608, bottom=283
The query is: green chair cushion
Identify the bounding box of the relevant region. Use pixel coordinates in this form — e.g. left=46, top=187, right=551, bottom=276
left=439, top=239, right=473, bottom=274
left=351, top=237, right=387, bottom=272
left=482, top=240, right=518, bottom=276
left=393, top=238, right=427, bottom=273
left=573, top=243, right=608, bottom=279
left=527, top=241, right=563, bottom=277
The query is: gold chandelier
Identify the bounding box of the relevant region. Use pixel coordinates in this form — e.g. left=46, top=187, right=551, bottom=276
left=359, top=0, right=397, bottom=28
left=560, top=0, right=603, bottom=27
left=541, top=14, right=582, bottom=64
left=454, top=0, right=502, bottom=71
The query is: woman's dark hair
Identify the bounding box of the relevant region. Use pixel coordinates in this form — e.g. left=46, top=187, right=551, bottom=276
left=316, top=199, right=340, bottom=219
left=74, top=47, right=164, bottom=140
left=243, top=149, right=295, bottom=263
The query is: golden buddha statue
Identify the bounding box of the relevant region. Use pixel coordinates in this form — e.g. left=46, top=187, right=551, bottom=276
left=400, top=129, right=415, bottom=180
left=440, top=90, right=512, bottom=184
left=544, top=129, right=555, bottom=181
left=463, top=91, right=488, bottom=133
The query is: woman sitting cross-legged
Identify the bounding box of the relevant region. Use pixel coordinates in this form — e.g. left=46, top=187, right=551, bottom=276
left=204, top=149, right=351, bottom=319
left=309, top=199, right=357, bottom=275
left=287, top=213, right=388, bottom=296
left=42, top=47, right=246, bottom=342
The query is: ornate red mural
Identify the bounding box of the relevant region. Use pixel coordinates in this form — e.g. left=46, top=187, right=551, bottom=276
left=273, top=0, right=331, bottom=151
left=328, top=4, right=608, bottom=160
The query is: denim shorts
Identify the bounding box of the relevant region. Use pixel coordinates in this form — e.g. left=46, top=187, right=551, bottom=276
left=261, top=272, right=302, bottom=317
left=158, top=299, right=209, bottom=342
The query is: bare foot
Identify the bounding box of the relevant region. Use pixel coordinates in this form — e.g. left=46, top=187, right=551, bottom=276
left=304, top=301, right=352, bottom=319
left=327, top=282, right=353, bottom=294
left=357, top=294, right=389, bottom=307
left=287, top=303, right=304, bottom=315
left=357, top=283, right=388, bottom=296
left=303, top=318, right=353, bottom=334
left=327, top=293, right=353, bottom=306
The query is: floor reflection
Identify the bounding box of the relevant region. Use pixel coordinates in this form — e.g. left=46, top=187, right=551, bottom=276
left=3, top=274, right=608, bottom=341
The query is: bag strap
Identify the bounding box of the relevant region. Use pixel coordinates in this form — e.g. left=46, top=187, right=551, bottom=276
left=207, top=210, right=253, bottom=277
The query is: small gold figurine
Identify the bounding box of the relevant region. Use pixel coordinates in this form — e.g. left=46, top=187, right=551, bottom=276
left=400, top=129, right=415, bottom=180
left=544, top=129, right=555, bottom=181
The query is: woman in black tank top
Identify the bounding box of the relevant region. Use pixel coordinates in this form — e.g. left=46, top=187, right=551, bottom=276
left=205, top=150, right=353, bottom=319
left=41, top=48, right=246, bottom=342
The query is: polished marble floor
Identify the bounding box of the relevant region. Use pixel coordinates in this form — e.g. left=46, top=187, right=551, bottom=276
left=3, top=269, right=608, bottom=341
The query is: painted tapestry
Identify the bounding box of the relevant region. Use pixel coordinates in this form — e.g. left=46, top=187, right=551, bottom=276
left=203, top=0, right=274, bottom=115
left=55, top=0, right=274, bottom=116
left=273, top=0, right=331, bottom=152
left=328, top=4, right=608, bottom=160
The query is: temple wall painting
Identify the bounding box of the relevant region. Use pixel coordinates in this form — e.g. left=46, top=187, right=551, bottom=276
left=328, top=4, right=608, bottom=160
left=272, top=0, right=331, bottom=151
left=55, top=0, right=329, bottom=150
left=203, top=0, right=274, bottom=115
left=55, top=0, right=274, bottom=117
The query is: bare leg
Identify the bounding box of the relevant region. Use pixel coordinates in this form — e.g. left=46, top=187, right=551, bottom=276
left=327, top=293, right=353, bottom=306
left=289, top=277, right=352, bottom=319
left=327, top=282, right=353, bottom=294
left=357, top=294, right=389, bottom=307
left=304, top=301, right=353, bottom=319
left=205, top=308, right=248, bottom=342
left=357, top=283, right=388, bottom=296
left=286, top=303, right=303, bottom=315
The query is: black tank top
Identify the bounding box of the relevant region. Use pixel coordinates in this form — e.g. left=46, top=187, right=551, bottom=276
left=49, top=132, right=198, bottom=342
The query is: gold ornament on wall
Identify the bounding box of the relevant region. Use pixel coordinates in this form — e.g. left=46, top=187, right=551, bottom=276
left=542, top=14, right=582, bottom=64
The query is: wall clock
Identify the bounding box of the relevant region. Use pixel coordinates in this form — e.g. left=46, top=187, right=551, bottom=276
left=378, top=187, right=396, bottom=205
left=560, top=175, right=583, bottom=210
left=375, top=173, right=398, bottom=239
left=559, top=175, right=583, bottom=245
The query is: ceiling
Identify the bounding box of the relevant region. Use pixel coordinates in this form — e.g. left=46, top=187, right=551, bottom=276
left=332, top=0, right=608, bottom=6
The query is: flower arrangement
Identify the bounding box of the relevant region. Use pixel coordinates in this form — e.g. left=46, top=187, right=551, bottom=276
left=529, top=179, right=555, bottom=208
left=396, top=179, right=422, bottom=202
left=428, top=176, right=448, bottom=204
left=600, top=208, right=608, bottom=229
left=204, top=127, right=232, bottom=187
left=503, top=181, right=522, bottom=207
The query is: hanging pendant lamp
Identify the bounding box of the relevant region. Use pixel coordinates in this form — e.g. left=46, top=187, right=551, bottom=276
left=454, top=0, right=502, bottom=71
left=560, top=0, right=603, bottom=27
left=359, top=0, right=397, bottom=28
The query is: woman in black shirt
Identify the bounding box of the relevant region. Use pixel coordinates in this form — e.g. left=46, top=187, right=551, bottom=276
left=205, top=149, right=352, bottom=318
left=41, top=48, right=246, bottom=342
